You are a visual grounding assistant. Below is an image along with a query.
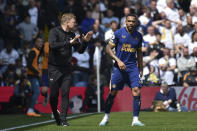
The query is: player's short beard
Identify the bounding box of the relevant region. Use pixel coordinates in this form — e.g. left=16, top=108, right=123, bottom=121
left=128, top=26, right=135, bottom=33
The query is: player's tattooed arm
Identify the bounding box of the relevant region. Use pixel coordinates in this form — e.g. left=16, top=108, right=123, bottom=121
left=106, top=43, right=126, bottom=70
left=137, top=48, right=143, bottom=77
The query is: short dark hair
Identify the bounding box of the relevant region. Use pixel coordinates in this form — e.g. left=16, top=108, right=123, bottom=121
left=156, top=32, right=161, bottom=36
left=110, top=20, right=117, bottom=25
left=192, top=31, right=197, bottom=42
left=34, top=36, right=43, bottom=44
left=126, top=13, right=138, bottom=20
left=35, top=36, right=43, bottom=41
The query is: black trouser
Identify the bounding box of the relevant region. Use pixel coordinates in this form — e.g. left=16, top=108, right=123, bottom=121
left=49, top=68, right=71, bottom=122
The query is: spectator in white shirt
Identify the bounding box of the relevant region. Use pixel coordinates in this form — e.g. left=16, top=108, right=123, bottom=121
left=139, top=7, right=152, bottom=27
left=164, top=0, right=180, bottom=25
left=174, top=24, right=190, bottom=55
left=178, top=8, right=187, bottom=26
left=152, top=19, right=176, bottom=49
left=159, top=48, right=176, bottom=85
left=177, top=47, right=196, bottom=82
left=105, top=21, right=118, bottom=42
left=104, top=21, right=118, bottom=64
left=191, top=0, right=197, bottom=8
left=156, top=0, right=167, bottom=13
left=0, top=43, right=19, bottom=73
left=143, top=49, right=159, bottom=76
left=143, top=26, right=157, bottom=47
left=28, top=0, right=38, bottom=26
left=191, top=47, right=197, bottom=63
left=188, top=32, right=197, bottom=55
left=189, top=3, right=197, bottom=24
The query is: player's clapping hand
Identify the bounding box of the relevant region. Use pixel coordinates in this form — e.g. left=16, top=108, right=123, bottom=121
left=117, top=60, right=126, bottom=70
left=70, top=35, right=80, bottom=45
left=82, top=31, right=93, bottom=42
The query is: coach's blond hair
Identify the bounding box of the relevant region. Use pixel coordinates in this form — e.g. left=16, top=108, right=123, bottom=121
left=60, top=13, right=76, bottom=25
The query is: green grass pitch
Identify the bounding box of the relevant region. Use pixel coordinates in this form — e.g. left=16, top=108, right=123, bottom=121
left=1, top=112, right=197, bottom=131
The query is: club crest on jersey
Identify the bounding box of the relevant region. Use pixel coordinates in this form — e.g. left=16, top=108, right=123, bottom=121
left=122, top=35, right=126, bottom=39
left=135, top=37, right=138, bottom=40
left=112, top=84, right=116, bottom=88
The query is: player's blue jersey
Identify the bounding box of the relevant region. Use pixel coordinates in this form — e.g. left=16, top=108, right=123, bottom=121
left=109, top=27, right=142, bottom=72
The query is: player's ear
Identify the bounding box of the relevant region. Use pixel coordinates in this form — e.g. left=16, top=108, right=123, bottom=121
left=135, top=19, right=140, bottom=27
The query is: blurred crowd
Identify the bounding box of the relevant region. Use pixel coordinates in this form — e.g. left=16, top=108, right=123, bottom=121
left=0, top=0, right=197, bottom=90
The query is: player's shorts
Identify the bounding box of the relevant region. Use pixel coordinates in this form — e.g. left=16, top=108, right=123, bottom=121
left=110, top=66, right=141, bottom=91
left=42, top=69, right=49, bottom=87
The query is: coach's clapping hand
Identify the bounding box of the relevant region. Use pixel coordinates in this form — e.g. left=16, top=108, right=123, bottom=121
left=82, top=31, right=93, bottom=42
left=70, top=35, right=80, bottom=45
left=117, top=60, right=126, bottom=70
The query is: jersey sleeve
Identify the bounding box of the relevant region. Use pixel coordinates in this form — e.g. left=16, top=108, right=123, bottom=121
left=108, top=31, right=118, bottom=47
left=137, top=33, right=143, bottom=49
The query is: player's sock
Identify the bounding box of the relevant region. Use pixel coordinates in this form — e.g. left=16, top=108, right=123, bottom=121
left=99, top=113, right=109, bottom=126
left=100, top=93, right=115, bottom=126
left=133, top=116, right=139, bottom=122
left=105, top=94, right=115, bottom=114
left=41, top=92, right=48, bottom=98
left=104, top=113, right=109, bottom=120
left=132, top=96, right=145, bottom=126
left=42, top=92, right=49, bottom=106
left=133, top=96, right=141, bottom=118
left=27, top=108, right=34, bottom=113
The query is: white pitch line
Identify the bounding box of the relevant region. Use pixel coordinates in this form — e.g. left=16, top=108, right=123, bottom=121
left=1, top=112, right=97, bottom=131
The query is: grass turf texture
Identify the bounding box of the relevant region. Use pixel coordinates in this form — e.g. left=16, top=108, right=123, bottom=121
left=1, top=112, right=197, bottom=131
left=0, top=113, right=52, bottom=129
